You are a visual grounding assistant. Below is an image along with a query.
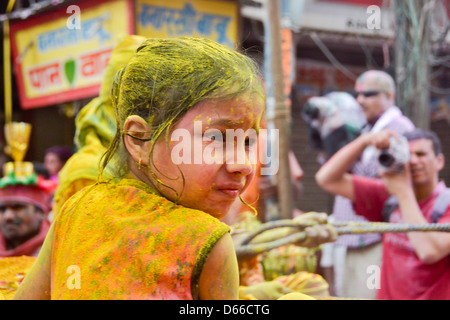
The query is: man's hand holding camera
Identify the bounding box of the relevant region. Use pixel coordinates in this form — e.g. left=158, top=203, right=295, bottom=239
left=367, top=129, right=414, bottom=198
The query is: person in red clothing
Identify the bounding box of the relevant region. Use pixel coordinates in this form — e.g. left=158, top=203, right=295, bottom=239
left=315, top=128, right=450, bottom=299
left=0, top=176, right=55, bottom=257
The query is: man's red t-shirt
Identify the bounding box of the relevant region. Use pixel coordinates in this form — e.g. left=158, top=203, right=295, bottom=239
left=352, top=176, right=450, bottom=300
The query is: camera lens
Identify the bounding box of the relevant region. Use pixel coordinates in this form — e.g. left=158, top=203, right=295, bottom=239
left=378, top=151, right=395, bottom=167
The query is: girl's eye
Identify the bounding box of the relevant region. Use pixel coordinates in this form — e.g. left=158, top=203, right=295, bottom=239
left=246, top=137, right=257, bottom=148
left=204, top=130, right=224, bottom=142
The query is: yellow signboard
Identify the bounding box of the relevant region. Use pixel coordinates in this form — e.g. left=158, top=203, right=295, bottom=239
left=10, top=0, right=133, bottom=109
left=136, top=0, right=239, bottom=48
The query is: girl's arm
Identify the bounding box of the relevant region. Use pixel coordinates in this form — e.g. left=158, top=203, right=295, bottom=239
left=13, top=220, right=55, bottom=299
left=198, top=232, right=239, bottom=300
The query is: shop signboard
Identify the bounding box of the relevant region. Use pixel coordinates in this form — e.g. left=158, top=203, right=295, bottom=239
left=136, top=0, right=239, bottom=48
left=10, top=0, right=134, bottom=109
left=302, top=0, right=394, bottom=37
left=318, top=0, right=384, bottom=6
left=242, top=0, right=393, bottom=37
left=314, top=0, right=449, bottom=43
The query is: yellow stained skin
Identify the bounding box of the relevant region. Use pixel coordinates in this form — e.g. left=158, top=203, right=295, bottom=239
left=137, top=95, right=264, bottom=220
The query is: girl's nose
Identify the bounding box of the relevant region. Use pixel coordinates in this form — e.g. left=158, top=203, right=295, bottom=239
left=225, top=160, right=254, bottom=176
left=224, top=145, right=254, bottom=176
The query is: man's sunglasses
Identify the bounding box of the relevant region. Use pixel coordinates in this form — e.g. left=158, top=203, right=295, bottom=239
left=352, top=90, right=385, bottom=98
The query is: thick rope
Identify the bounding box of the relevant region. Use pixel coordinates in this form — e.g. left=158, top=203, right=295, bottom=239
left=333, top=221, right=450, bottom=234
left=237, top=231, right=307, bottom=258
left=236, top=220, right=450, bottom=258
left=240, top=219, right=304, bottom=246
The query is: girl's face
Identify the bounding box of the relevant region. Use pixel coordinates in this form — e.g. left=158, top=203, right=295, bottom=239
left=147, top=94, right=265, bottom=219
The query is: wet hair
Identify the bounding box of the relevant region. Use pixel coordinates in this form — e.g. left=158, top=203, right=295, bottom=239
left=404, top=128, right=442, bottom=156
left=99, top=37, right=265, bottom=181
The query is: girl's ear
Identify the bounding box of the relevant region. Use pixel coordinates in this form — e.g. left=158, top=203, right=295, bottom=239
left=123, top=115, right=152, bottom=166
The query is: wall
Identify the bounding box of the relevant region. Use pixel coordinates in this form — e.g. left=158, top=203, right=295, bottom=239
left=22, top=104, right=76, bottom=163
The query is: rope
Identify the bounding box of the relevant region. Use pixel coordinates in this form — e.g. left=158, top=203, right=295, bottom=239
left=237, top=231, right=307, bottom=259
left=333, top=221, right=450, bottom=234
left=240, top=219, right=305, bottom=245
left=242, top=220, right=450, bottom=245
left=235, top=220, right=450, bottom=258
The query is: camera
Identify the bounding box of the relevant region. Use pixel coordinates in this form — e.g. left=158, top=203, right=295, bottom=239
left=378, top=136, right=410, bottom=173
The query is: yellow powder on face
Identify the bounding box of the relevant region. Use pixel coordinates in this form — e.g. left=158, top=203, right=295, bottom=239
left=194, top=114, right=203, bottom=122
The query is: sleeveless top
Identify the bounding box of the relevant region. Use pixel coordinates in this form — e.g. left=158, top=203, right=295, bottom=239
left=51, top=179, right=230, bottom=299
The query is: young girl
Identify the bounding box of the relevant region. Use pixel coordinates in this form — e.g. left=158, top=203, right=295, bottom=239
left=14, top=37, right=265, bottom=300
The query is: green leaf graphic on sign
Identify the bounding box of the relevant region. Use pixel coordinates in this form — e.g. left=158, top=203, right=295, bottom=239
left=64, top=60, right=76, bottom=86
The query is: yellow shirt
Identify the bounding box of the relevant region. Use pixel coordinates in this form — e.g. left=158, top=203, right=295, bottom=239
left=51, top=179, right=229, bottom=299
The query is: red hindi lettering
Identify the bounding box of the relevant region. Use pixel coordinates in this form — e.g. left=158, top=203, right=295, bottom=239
left=28, top=63, right=61, bottom=90
left=80, top=48, right=112, bottom=78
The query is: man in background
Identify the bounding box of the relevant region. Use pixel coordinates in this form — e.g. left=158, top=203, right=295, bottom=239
left=0, top=177, right=54, bottom=257
left=316, top=128, right=450, bottom=299
left=320, top=70, right=415, bottom=298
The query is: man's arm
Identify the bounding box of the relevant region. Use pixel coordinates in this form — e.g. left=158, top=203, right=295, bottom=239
left=383, top=169, right=450, bottom=264
left=400, top=194, right=450, bottom=264
left=315, top=132, right=373, bottom=201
